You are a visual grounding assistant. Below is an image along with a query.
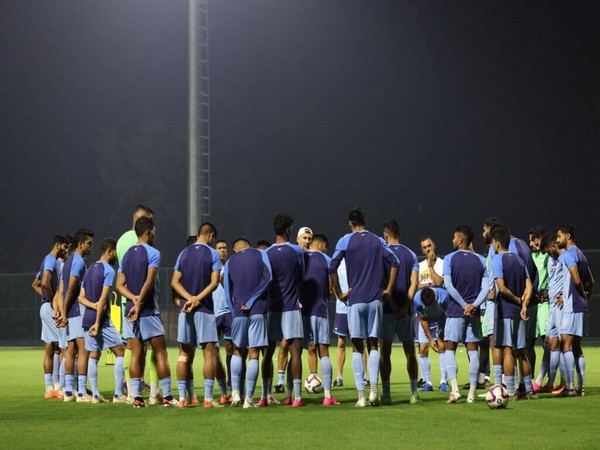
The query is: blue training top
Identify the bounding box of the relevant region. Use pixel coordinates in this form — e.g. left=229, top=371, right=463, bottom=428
left=300, top=250, right=331, bottom=318
left=266, top=242, right=304, bottom=313
left=119, top=243, right=161, bottom=317
left=81, top=261, right=115, bottom=328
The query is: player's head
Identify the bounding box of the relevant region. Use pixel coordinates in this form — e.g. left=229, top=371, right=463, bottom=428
left=132, top=204, right=153, bottom=225
left=348, top=208, right=366, bottom=227
left=296, top=226, right=313, bottom=250
left=101, top=238, right=118, bottom=265
left=73, top=228, right=94, bottom=257
left=232, top=237, right=251, bottom=253
left=541, top=232, right=559, bottom=259
left=256, top=239, right=271, bottom=250
left=273, top=213, right=294, bottom=238
left=216, top=239, right=228, bottom=262
left=419, top=235, right=436, bottom=257
left=135, top=216, right=156, bottom=245
left=453, top=224, right=474, bottom=250
left=52, top=235, right=70, bottom=259
left=198, top=222, right=218, bottom=245
left=186, top=235, right=197, bottom=246
left=421, top=287, right=436, bottom=306
left=382, top=219, right=400, bottom=243
left=528, top=226, right=546, bottom=252
left=490, top=226, right=511, bottom=253
left=556, top=223, right=575, bottom=249
left=310, top=233, right=328, bottom=252
left=482, top=217, right=502, bottom=244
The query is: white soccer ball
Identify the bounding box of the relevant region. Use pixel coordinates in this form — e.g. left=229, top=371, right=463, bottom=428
left=304, top=374, right=323, bottom=394
left=485, top=384, right=509, bottom=409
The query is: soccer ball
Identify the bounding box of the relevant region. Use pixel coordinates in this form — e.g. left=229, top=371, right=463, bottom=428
left=485, top=384, right=509, bottom=409
left=304, top=375, right=323, bottom=394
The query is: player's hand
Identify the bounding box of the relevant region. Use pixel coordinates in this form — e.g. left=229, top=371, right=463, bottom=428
left=182, top=296, right=199, bottom=313
left=128, top=304, right=139, bottom=322
left=520, top=306, right=529, bottom=321
left=427, top=252, right=436, bottom=266
left=339, top=289, right=351, bottom=303
left=382, top=288, right=392, bottom=300
left=241, top=304, right=249, bottom=311
left=431, top=340, right=439, bottom=353
left=88, top=324, right=98, bottom=337
left=556, top=294, right=563, bottom=308
left=464, top=304, right=476, bottom=317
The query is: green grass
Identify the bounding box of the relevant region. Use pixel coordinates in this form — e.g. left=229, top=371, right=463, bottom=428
left=1, top=346, right=598, bottom=449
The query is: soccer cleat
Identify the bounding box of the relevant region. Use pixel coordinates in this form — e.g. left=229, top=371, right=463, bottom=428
left=267, top=395, right=280, bottom=406
left=355, top=397, right=367, bottom=408
left=219, top=394, right=231, bottom=406
left=203, top=400, right=224, bottom=408
left=439, top=382, right=448, bottom=393
left=133, top=398, right=146, bottom=408
left=577, top=387, right=585, bottom=397
left=283, top=396, right=294, bottom=406
left=556, top=389, right=576, bottom=398
left=417, top=378, right=426, bottom=388
left=364, top=378, right=370, bottom=387
left=333, top=378, right=343, bottom=388
left=380, top=394, right=392, bottom=406
left=532, top=381, right=548, bottom=393
left=447, top=392, right=461, bottom=404
left=230, top=392, right=242, bottom=407
left=243, top=397, right=256, bottom=409
left=178, top=399, right=188, bottom=408
left=466, top=393, right=476, bottom=404
left=190, top=396, right=200, bottom=405
left=368, top=391, right=380, bottom=407
left=274, top=384, right=285, bottom=394
left=63, top=393, right=76, bottom=403
left=92, top=395, right=108, bottom=404
left=420, top=383, right=433, bottom=392
left=323, top=396, right=341, bottom=406
left=162, top=397, right=179, bottom=407
left=551, top=386, right=565, bottom=396
left=255, top=398, right=269, bottom=408
left=410, top=393, right=423, bottom=404
left=113, top=394, right=129, bottom=404
left=508, top=394, right=519, bottom=402
left=77, top=394, right=93, bottom=403
left=291, top=399, right=306, bottom=407
left=55, top=391, right=64, bottom=401
left=44, top=390, right=59, bottom=399
left=149, top=394, right=163, bottom=406
left=524, top=392, right=538, bottom=400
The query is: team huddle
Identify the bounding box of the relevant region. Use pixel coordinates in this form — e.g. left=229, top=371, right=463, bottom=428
left=34, top=205, right=594, bottom=408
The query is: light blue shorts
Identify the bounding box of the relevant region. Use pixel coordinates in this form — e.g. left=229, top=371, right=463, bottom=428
left=84, top=322, right=122, bottom=352
left=348, top=300, right=382, bottom=340
left=58, top=327, right=68, bottom=349
left=494, top=317, right=525, bottom=349
left=194, top=311, right=218, bottom=346
left=483, top=300, right=495, bottom=337
left=444, top=316, right=482, bottom=344
left=560, top=311, right=584, bottom=337
left=125, top=315, right=165, bottom=341
left=268, top=310, right=303, bottom=342
left=380, top=314, right=414, bottom=342
left=231, top=314, right=268, bottom=349
left=417, top=319, right=444, bottom=343
left=40, top=302, right=59, bottom=344
left=177, top=312, right=196, bottom=346
left=302, top=315, right=330, bottom=347
left=67, top=315, right=85, bottom=341
left=547, top=306, right=562, bottom=339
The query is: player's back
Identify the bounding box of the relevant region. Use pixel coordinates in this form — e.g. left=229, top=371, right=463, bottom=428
left=301, top=251, right=331, bottom=317
left=121, top=243, right=159, bottom=316
left=386, top=244, right=418, bottom=309
left=82, top=261, right=114, bottom=328
left=176, top=243, right=220, bottom=313
left=266, top=243, right=303, bottom=312
left=444, top=250, right=485, bottom=317
left=494, top=252, right=527, bottom=319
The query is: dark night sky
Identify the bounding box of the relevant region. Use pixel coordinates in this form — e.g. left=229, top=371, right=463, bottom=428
left=1, top=0, right=599, bottom=274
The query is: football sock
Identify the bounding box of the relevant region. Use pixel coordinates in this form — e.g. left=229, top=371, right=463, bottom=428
left=88, top=357, right=99, bottom=397
left=368, top=350, right=379, bottom=387
left=321, top=356, right=332, bottom=391
left=114, top=356, right=124, bottom=397
left=419, top=355, right=431, bottom=384
left=246, top=358, right=259, bottom=398
left=352, top=352, right=365, bottom=392
left=204, top=378, right=215, bottom=401
left=231, top=354, right=242, bottom=392
left=159, top=376, right=172, bottom=398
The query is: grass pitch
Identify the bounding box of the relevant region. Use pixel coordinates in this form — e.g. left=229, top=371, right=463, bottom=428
left=1, top=346, right=598, bottom=449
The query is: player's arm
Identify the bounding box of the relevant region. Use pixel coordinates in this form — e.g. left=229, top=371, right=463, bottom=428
left=137, top=267, right=158, bottom=308
left=171, top=289, right=182, bottom=308
left=443, top=274, right=469, bottom=310
left=32, top=276, right=42, bottom=297
left=62, top=275, right=80, bottom=318
left=428, top=255, right=444, bottom=287
left=182, top=270, right=220, bottom=312
left=329, top=248, right=348, bottom=301
left=116, top=272, right=136, bottom=302
left=495, top=278, right=522, bottom=305
left=418, top=314, right=438, bottom=352
left=88, top=285, right=111, bottom=337
left=584, top=267, right=595, bottom=301
left=40, top=270, right=54, bottom=305
left=52, top=281, right=64, bottom=321
left=244, top=253, right=273, bottom=310
left=407, top=270, right=419, bottom=302
left=78, top=286, right=98, bottom=311
left=567, top=265, right=587, bottom=301
left=171, top=270, right=193, bottom=306
left=520, top=277, right=532, bottom=320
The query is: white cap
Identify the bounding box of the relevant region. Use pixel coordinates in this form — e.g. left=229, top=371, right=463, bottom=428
left=297, top=226, right=313, bottom=238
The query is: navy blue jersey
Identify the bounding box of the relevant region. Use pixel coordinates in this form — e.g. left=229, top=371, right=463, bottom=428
left=266, top=243, right=304, bottom=312
left=560, top=245, right=590, bottom=313
left=330, top=230, right=399, bottom=306
left=61, top=253, right=87, bottom=318
left=300, top=251, right=331, bottom=318
left=119, top=243, right=160, bottom=317
left=174, top=243, right=221, bottom=314
left=38, top=254, right=59, bottom=303
left=492, top=252, right=528, bottom=320
left=223, top=248, right=272, bottom=317
left=510, top=238, right=538, bottom=299
left=81, top=261, right=115, bottom=328
left=384, top=244, right=419, bottom=312
left=443, top=250, right=487, bottom=318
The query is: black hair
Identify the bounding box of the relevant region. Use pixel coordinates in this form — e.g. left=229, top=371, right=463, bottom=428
left=348, top=208, right=366, bottom=226
left=491, top=226, right=511, bottom=249
left=135, top=217, right=154, bottom=237
left=134, top=204, right=154, bottom=215
left=73, top=228, right=94, bottom=248
left=454, top=224, right=474, bottom=246
left=198, top=222, right=217, bottom=238
left=529, top=226, right=546, bottom=241
left=541, top=232, right=557, bottom=251
left=383, top=219, right=400, bottom=239
left=311, top=234, right=328, bottom=247
left=232, top=237, right=251, bottom=248
left=256, top=239, right=271, bottom=248
left=557, top=223, right=575, bottom=240
left=273, top=213, right=294, bottom=236
left=101, top=238, right=117, bottom=253
left=186, top=235, right=197, bottom=246
left=53, top=235, right=69, bottom=245
left=483, top=217, right=502, bottom=228
left=421, top=287, right=436, bottom=304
